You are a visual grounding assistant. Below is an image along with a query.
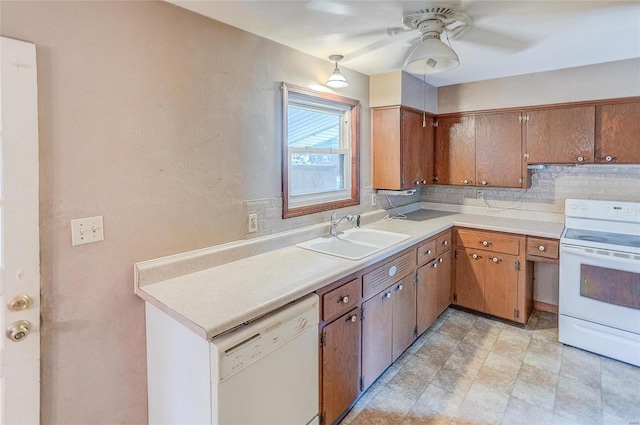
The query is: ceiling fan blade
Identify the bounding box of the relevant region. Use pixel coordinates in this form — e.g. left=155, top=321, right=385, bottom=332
left=343, top=30, right=416, bottom=63
left=310, top=26, right=405, bottom=46
left=306, top=1, right=357, bottom=17
left=455, top=26, right=533, bottom=52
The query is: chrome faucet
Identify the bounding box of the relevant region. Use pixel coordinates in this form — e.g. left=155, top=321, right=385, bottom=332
left=330, top=211, right=355, bottom=236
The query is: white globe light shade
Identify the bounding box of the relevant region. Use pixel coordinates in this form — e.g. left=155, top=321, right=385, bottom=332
left=404, top=37, right=459, bottom=75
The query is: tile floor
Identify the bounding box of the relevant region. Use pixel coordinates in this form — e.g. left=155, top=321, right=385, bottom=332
left=339, top=308, right=640, bottom=425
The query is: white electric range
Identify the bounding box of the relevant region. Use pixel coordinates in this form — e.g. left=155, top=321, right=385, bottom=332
left=559, top=199, right=640, bottom=367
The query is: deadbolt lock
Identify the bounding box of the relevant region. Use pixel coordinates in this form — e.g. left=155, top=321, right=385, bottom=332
left=6, top=320, right=31, bottom=342
left=7, top=294, right=33, bottom=312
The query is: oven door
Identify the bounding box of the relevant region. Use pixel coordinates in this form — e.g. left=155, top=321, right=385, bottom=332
left=560, top=243, right=640, bottom=335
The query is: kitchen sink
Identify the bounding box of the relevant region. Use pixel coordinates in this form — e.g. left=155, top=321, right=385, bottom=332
left=296, top=228, right=411, bottom=260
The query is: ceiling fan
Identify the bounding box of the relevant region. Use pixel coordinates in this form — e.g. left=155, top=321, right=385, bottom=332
left=314, top=1, right=533, bottom=75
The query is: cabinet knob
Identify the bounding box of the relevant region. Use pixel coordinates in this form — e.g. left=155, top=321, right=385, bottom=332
left=462, top=179, right=471, bottom=185
left=339, top=295, right=349, bottom=304
left=433, top=175, right=439, bottom=182
left=442, top=240, right=448, bottom=246
left=421, top=179, right=427, bottom=185
left=432, top=263, right=438, bottom=268
left=577, top=156, right=586, bottom=162
left=6, top=320, right=31, bottom=342
left=471, top=253, right=480, bottom=259
left=538, top=245, right=546, bottom=252
left=347, top=315, right=357, bottom=323
left=414, top=180, right=421, bottom=185
left=426, top=249, right=432, bottom=255
left=439, top=257, right=443, bottom=263
left=605, top=156, right=616, bottom=162
left=383, top=291, right=392, bottom=300
left=492, top=257, right=500, bottom=263
left=396, top=284, right=404, bottom=291
left=481, top=240, right=491, bottom=247
left=481, top=180, right=488, bottom=186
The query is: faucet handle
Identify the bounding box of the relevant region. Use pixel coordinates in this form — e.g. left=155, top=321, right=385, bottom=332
left=331, top=211, right=337, bottom=222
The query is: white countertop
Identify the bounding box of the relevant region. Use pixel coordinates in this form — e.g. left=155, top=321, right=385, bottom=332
left=135, top=209, right=564, bottom=340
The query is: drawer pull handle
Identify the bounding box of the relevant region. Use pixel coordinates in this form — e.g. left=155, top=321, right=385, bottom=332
left=383, top=292, right=392, bottom=300
left=396, top=284, right=404, bottom=291
left=388, top=266, right=397, bottom=277
left=432, top=263, right=438, bottom=268
left=471, top=253, right=481, bottom=259
left=347, top=315, right=357, bottom=323
left=339, top=296, right=349, bottom=304
left=425, top=249, right=432, bottom=255
left=481, top=240, right=492, bottom=247
left=538, top=245, right=546, bottom=252
left=491, top=256, right=501, bottom=263
left=442, top=240, right=448, bottom=246
left=438, top=258, right=443, bottom=263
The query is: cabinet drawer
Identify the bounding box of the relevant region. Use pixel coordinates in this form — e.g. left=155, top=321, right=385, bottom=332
left=417, top=239, right=437, bottom=266
left=436, top=230, right=452, bottom=255
left=363, top=251, right=416, bottom=300
left=322, top=278, right=360, bottom=322
left=526, top=237, right=559, bottom=262
left=455, top=229, right=520, bottom=255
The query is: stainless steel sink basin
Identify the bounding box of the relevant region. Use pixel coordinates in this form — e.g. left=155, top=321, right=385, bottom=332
left=296, top=228, right=411, bottom=260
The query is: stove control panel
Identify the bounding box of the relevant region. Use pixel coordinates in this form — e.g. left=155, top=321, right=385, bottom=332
left=566, top=199, right=640, bottom=222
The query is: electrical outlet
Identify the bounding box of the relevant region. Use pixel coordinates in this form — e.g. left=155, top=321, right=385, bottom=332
left=371, top=194, right=377, bottom=206
left=248, top=214, right=258, bottom=233
left=476, top=190, right=483, bottom=199
left=71, top=216, right=104, bottom=246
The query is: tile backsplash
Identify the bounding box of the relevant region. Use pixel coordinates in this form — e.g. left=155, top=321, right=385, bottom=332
left=421, top=165, right=640, bottom=213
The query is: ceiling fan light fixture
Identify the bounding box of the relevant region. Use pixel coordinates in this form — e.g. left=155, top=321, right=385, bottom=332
left=326, top=54, right=349, bottom=88
left=404, top=34, right=459, bottom=75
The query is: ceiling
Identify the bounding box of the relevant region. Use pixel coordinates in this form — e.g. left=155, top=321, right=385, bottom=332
left=167, top=0, right=640, bottom=87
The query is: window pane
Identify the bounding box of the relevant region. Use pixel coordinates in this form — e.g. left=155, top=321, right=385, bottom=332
left=288, top=106, right=341, bottom=150
left=290, top=153, right=345, bottom=196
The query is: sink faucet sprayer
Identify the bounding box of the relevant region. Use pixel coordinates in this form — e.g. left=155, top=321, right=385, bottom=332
left=330, top=211, right=356, bottom=236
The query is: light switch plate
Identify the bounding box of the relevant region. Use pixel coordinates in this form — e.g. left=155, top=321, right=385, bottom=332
left=71, top=216, right=104, bottom=246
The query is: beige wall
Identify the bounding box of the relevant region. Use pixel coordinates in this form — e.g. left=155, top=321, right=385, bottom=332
left=1, top=1, right=370, bottom=423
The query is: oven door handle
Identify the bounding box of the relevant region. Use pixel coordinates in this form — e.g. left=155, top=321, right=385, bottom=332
left=561, top=245, right=639, bottom=266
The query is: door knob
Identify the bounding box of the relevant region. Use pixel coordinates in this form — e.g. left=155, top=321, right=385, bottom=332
left=6, top=320, right=31, bottom=342
left=7, top=294, right=33, bottom=312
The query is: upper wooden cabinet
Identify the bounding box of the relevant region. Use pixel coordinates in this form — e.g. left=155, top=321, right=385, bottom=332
left=595, top=100, right=640, bottom=164
left=525, top=105, right=595, bottom=164
left=476, top=112, right=524, bottom=188
left=372, top=106, right=434, bottom=190
left=435, top=112, right=525, bottom=188
left=434, top=115, right=475, bottom=186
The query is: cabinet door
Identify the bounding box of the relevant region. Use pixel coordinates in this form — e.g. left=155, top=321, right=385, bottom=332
left=321, top=308, right=361, bottom=425
left=434, top=115, right=475, bottom=186
left=436, top=250, right=452, bottom=316
left=595, top=101, right=640, bottom=164
left=401, top=108, right=425, bottom=188
left=526, top=106, right=595, bottom=164
left=361, top=287, right=393, bottom=389
left=392, top=274, right=417, bottom=360
left=483, top=253, right=519, bottom=321
left=421, top=114, right=435, bottom=186
left=416, top=261, right=438, bottom=336
left=476, top=112, right=523, bottom=188
left=372, top=107, right=402, bottom=190
left=453, top=248, right=485, bottom=311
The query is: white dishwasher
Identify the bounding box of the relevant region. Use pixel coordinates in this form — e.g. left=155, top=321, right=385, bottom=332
left=145, top=294, right=319, bottom=425
left=211, top=293, right=319, bottom=425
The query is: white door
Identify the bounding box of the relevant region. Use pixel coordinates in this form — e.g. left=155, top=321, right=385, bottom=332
left=0, top=36, right=41, bottom=425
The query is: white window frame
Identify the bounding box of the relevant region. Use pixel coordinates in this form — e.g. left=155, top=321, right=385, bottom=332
left=282, top=83, right=360, bottom=218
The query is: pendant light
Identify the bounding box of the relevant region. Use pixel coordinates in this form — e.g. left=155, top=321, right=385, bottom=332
left=404, top=19, right=459, bottom=75
left=326, top=55, right=349, bottom=88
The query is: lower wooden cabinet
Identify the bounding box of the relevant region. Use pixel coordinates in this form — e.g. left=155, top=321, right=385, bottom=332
left=416, top=232, right=452, bottom=336
left=321, top=308, right=361, bottom=425
left=361, top=273, right=416, bottom=389
left=453, top=228, right=532, bottom=323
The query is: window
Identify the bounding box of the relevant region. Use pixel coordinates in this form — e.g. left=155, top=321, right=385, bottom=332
left=282, top=84, right=360, bottom=218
